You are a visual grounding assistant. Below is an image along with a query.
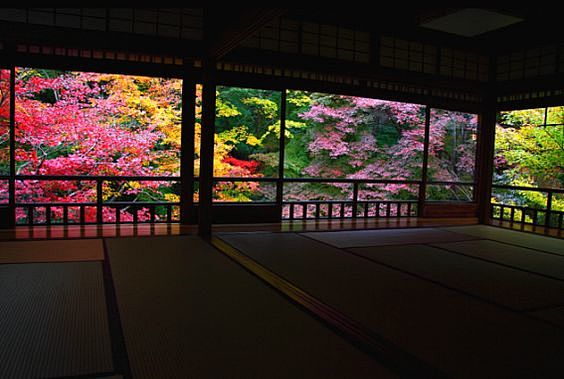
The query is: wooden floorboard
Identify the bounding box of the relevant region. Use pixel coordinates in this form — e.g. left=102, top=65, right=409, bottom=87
left=0, top=217, right=478, bottom=241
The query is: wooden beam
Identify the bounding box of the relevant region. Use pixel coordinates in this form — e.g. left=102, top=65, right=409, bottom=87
left=214, top=69, right=483, bottom=114
left=0, top=21, right=202, bottom=59
left=205, top=9, right=286, bottom=60
left=226, top=47, right=488, bottom=94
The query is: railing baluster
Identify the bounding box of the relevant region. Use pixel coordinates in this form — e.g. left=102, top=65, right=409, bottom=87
left=13, top=175, right=181, bottom=226
left=133, top=206, right=138, bottom=224
left=545, top=191, right=553, bottom=229
left=96, top=179, right=103, bottom=224
left=13, top=178, right=560, bottom=228
left=352, top=182, right=359, bottom=218
left=289, top=203, right=294, bottom=220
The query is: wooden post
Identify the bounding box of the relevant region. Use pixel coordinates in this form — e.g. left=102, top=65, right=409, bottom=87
left=180, top=73, right=195, bottom=224
left=417, top=106, right=431, bottom=217
left=96, top=178, right=103, bottom=224
left=475, top=106, right=497, bottom=223
left=276, top=90, right=286, bottom=211
left=198, top=62, right=216, bottom=237
left=8, top=66, right=16, bottom=227
left=476, top=54, right=497, bottom=224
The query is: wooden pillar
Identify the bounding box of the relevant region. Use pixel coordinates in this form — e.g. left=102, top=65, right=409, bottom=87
left=275, top=90, right=286, bottom=209
left=198, top=62, right=216, bottom=237
left=417, top=106, right=431, bottom=216
left=7, top=66, right=16, bottom=227
left=475, top=106, right=497, bottom=223
left=476, top=55, right=498, bottom=224
left=180, top=72, right=195, bottom=224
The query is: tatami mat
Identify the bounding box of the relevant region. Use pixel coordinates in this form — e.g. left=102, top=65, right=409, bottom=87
left=302, top=227, right=479, bottom=248
left=432, top=239, right=564, bottom=280
left=106, top=236, right=393, bottom=379
left=0, top=239, right=104, bottom=263
left=531, top=306, right=564, bottom=328
left=349, top=244, right=564, bottom=310
left=0, top=262, right=113, bottom=378
left=220, top=232, right=564, bottom=378
left=441, top=225, right=564, bottom=255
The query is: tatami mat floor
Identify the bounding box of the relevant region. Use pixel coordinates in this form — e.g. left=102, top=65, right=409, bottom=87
left=0, top=223, right=562, bottom=378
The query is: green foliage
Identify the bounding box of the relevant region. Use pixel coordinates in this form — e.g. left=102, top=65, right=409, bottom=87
left=215, top=86, right=281, bottom=169
left=283, top=138, right=310, bottom=178
left=497, top=109, right=563, bottom=188
left=495, top=106, right=564, bottom=210
left=498, top=108, right=546, bottom=127
left=242, top=97, right=278, bottom=120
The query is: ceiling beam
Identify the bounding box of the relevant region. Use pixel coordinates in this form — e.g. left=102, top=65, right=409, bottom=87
left=205, top=8, right=287, bottom=60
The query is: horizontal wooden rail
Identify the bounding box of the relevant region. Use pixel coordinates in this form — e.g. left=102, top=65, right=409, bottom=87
left=491, top=184, right=564, bottom=230
left=8, top=175, right=479, bottom=225
left=491, top=203, right=563, bottom=230
left=492, top=184, right=564, bottom=194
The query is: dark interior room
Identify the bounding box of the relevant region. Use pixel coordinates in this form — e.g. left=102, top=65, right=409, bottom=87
left=0, top=7, right=563, bottom=378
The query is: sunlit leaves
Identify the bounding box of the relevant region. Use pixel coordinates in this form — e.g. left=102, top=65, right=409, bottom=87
left=12, top=69, right=182, bottom=221
left=495, top=107, right=564, bottom=209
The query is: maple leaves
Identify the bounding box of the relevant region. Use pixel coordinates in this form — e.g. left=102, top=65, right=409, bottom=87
left=287, top=92, right=477, bottom=201
left=1, top=68, right=484, bottom=222
left=293, top=93, right=425, bottom=196
left=10, top=68, right=182, bottom=222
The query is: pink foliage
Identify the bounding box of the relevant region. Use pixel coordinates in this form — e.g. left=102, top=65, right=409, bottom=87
left=10, top=70, right=179, bottom=223
left=294, top=94, right=477, bottom=201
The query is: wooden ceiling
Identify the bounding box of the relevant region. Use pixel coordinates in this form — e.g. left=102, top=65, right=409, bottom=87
left=282, top=8, right=562, bottom=54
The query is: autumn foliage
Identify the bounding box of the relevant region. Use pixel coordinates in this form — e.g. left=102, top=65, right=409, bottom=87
left=0, top=68, right=520, bottom=224
left=1, top=68, right=182, bottom=222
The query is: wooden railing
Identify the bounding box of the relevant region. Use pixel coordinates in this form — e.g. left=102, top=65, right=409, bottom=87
left=2, top=174, right=477, bottom=225
left=282, top=200, right=418, bottom=220
left=491, top=184, right=564, bottom=230
left=11, top=175, right=180, bottom=226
